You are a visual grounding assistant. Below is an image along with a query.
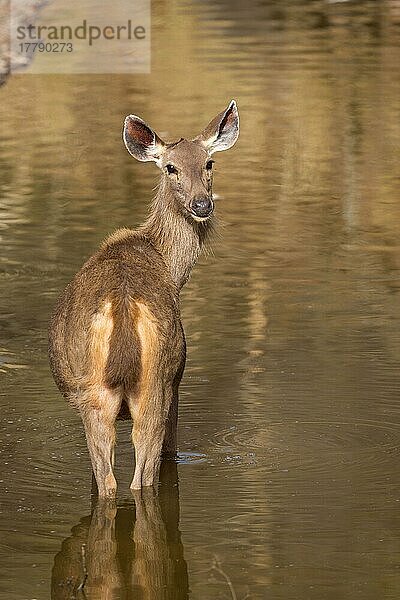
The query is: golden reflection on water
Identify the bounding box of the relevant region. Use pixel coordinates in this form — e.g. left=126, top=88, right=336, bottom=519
left=51, top=464, right=188, bottom=600
left=1, top=1, right=400, bottom=599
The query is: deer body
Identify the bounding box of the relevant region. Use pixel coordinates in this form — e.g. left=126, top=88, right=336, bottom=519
left=49, top=101, right=239, bottom=496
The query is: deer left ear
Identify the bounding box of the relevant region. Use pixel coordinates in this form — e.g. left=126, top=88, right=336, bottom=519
left=123, top=115, right=165, bottom=164
left=196, top=100, right=239, bottom=154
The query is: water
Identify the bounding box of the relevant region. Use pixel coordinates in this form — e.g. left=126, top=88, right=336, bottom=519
left=1, top=0, right=400, bottom=598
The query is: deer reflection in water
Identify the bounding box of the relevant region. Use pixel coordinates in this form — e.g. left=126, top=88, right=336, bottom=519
left=51, top=462, right=188, bottom=599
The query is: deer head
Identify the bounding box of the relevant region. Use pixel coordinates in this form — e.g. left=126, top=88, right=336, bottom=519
left=123, top=100, right=239, bottom=222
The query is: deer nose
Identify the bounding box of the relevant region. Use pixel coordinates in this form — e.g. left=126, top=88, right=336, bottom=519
left=190, top=196, right=214, bottom=218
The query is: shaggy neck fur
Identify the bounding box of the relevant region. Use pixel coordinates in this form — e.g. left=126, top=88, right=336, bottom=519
left=140, top=178, right=213, bottom=289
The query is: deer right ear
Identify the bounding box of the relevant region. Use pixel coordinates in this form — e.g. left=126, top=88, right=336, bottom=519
left=196, top=100, right=239, bottom=154
left=123, top=115, right=165, bottom=164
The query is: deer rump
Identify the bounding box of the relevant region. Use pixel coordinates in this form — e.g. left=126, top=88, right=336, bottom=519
left=99, top=295, right=142, bottom=413
left=49, top=237, right=181, bottom=422
left=88, top=293, right=162, bottom=420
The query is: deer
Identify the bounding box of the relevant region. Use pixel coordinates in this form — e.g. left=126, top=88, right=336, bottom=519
left=48, top=100, right=240, bottom=497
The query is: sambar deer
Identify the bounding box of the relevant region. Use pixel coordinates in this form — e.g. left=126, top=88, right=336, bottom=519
left=49, top=101, right=240, bottom=496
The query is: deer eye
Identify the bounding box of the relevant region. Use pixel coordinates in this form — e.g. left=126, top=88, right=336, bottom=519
left=206, top=160, right=214, bottom=171
left=166, top=163, right=178, bottom=175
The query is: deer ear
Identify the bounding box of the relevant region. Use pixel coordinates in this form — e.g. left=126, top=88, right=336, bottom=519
left=196, top=100, right=239, bottom=154
left=123, top=115, right=165, bottom=163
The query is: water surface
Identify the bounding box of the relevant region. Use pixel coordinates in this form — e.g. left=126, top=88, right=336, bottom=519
left=1, top=1, right=400, bottom=598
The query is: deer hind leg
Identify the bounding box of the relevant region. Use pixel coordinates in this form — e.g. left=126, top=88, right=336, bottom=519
left=76, top=299, right=121, bottom=498
left=79, top=387, right=122, bottom=498
left=125, top=300, right=175, bottom=489
left=128, top=383, right=172, bottom=490
left=162, top=353, right=185, bottom=458
left=162, top=387, right=178, bottom=458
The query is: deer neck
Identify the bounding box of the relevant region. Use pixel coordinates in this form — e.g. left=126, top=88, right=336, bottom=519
left=140, top=180, right=213, bottom=290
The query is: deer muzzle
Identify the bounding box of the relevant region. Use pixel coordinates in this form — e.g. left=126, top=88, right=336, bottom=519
left=190, top=196, right=214, bottom=219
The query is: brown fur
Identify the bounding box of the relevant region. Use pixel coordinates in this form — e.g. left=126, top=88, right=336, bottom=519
left=134, top=301, right=159, bottom=412
left=49, top=229, right=187, bottom=495
left=105, top=296, right=141, bottom=393
left=48, top=102, right=239, bottom=496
